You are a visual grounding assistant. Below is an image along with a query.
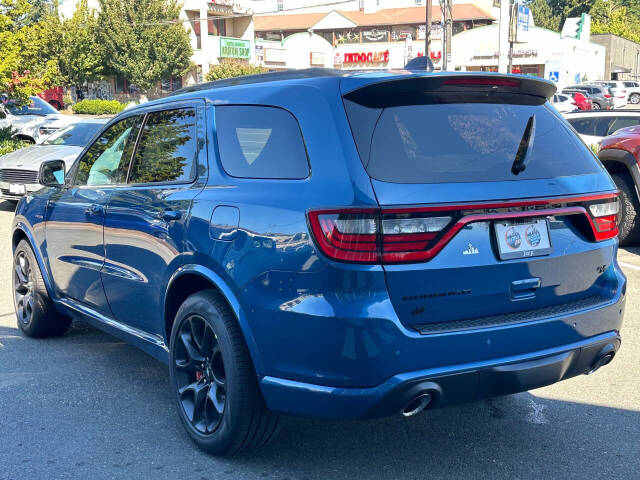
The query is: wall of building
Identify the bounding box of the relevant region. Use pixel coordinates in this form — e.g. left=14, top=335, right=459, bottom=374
left=256, top=32, right=335, bottom=69
left=591, top=34, right=640, bottom=81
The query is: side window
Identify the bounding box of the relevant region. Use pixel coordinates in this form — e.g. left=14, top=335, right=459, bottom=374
left=593, top=118, right=613, bottom=137
left=215, top=105, right=310, bottom=179
left=75, top=116, right=140, bottom=186
left=607, top=117, right=640, bottom=135
left=568, top=118, right=595, bottom=135
left=128, top=108, right=197, bottom=184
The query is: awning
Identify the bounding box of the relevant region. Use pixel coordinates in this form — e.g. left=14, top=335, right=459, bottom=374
left=611, top=64, right=631, bottom=74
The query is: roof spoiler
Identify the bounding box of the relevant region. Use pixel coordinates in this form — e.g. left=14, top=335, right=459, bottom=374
left=342, top=73, right=557, bottom=108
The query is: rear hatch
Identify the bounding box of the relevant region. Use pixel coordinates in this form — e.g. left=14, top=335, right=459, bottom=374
left=336, top=74, right=619, bottom=331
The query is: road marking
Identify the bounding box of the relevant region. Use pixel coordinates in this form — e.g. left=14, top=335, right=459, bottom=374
left=620, top=262, right=640, bottom=271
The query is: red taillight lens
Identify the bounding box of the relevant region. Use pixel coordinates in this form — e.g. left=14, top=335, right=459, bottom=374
left=604, top=94, right=612, bottom=98
left=587, top=199, right=619, bottom=240
left=308, top=209, right=452, bottom=263
left=307, top=209, right=379, bottom=263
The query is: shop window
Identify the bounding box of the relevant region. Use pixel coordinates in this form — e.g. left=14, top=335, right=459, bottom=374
left=208, top=17, right=226, bottom=36
left=161, top=76, right=183, bottom=94
left=215, top=106, right=310, bottom=179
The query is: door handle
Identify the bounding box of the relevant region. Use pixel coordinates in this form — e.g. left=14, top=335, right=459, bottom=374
left=85, top=204, right=104, bottom=216
left=511, top=278, right=540, bottom=300
left=161, top=210, right=182, bottom=222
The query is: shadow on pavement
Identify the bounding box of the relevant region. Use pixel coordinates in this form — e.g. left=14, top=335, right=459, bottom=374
left=0, top=322, right=637, bottom=479
left=0, top=200, right=17, bottom=213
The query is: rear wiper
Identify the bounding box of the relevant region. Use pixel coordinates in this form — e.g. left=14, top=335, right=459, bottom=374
left=511, top=115, right=536, bottom=175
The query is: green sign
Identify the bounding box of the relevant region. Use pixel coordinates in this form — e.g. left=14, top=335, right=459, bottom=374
left=220, top=37, right=250, bottom=59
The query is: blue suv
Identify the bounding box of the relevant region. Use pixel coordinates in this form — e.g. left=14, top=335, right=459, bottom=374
left=11, top=70, right=625, bottom=455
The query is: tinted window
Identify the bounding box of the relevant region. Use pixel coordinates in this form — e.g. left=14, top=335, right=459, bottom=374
left=75, top=117, right=140, bottom=186
left=346, top=101, right=600, bottom=184
left=568, top=118, right=597, bottom=135
left=608, top=117, right=640, bottom=135
left=128, top=108, right=197, bottom=184
left=6, top=96, right=57, bottom=115
left=43, top=122, right=104, bottom=146
left=215, top=106, right=309, bottom=179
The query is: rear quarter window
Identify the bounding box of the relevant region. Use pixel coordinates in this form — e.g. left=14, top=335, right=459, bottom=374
left=215, top=106, right=310, bottom=179
left=345, top=101, right=601, bottom=184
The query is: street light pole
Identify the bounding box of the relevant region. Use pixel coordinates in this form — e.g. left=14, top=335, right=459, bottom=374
left=425, top=0, right=432, bottom=65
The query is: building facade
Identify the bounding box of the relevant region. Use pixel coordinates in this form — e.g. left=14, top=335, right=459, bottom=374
left=452, top=24, right=605, bottom=87
left=591, top=34, right=640, bottom=81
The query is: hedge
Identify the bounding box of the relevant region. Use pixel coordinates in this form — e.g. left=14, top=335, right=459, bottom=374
left=72, top=99, right=126, bottom=115
left=0, top=127, right=26, bottom=156
left=205, top=60, right=267, bottom=82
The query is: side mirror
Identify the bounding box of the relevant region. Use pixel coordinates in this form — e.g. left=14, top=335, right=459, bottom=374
left=39, top=160, right=66, bottom=187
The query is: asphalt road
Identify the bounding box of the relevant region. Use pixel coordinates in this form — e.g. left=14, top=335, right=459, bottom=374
left=0, top=199, right=638, bottom=480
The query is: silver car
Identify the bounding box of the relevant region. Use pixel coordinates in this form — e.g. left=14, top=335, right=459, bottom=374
left=0, top=119, right=106, bottom=201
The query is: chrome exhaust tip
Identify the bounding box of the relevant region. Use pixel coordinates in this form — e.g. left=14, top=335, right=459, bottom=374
left=401, top=392, right=432, bottom=417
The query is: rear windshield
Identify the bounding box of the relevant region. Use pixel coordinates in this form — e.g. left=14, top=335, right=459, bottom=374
left=344, top=100, right=601, bottom=184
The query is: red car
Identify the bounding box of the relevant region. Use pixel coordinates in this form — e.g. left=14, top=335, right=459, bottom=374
left=599, top=125, right=640, bottom=244
left=571, top=91, right=592, bottom=111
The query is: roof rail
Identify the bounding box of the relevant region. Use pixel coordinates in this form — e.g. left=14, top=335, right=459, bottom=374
left=169, top=68, right=349, bottom=96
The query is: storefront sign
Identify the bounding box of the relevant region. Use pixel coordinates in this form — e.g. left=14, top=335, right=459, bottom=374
left=418, top=24, right=442, bottom=41
left=264, top=47, right=286, bottom=64
left=472, top=49, right=538, bottom=60
left=343, top=50, right=390, bottom=65
left=220, top=37, right=250, bottom=59
left=310, top=52, right=325, bottom=66
left=209, top=0, right=252, bottom=15
left=362, top=28, right=388, bottom=42
left=255, top=44, right=264, bottom=62
left=391, top=27, right=414, bottom=42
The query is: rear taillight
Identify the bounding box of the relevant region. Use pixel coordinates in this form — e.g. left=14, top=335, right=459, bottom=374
left=587, top=199, right=619, bottom=240
left=604, top=94, right=612, bottom=98
left=308, top=193, right=619, bottom=264
left=308, top=209, right=452, bottom=263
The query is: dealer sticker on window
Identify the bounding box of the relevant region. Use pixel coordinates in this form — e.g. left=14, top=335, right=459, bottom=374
left=494, top=218, right=552, bottom=260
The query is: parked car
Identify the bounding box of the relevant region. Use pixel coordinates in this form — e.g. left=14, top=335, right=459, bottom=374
left=563, top=110, right=640, bottom=146
left=622, top=81, right=640, bottom=105
left=590, top=81, right=628, bottom=108
left=0, top=96, right=77, bottom=143
left=563, top=85, right=614, bottom=110
left=598, top=124, right=640, bottom=244
left=568, top=90, right=592, bottom=111
left=551, top=93, right=578, bottom=113
left=11, top=71, right=625, bottom=455
left=0, top=120, right=106, bottom=201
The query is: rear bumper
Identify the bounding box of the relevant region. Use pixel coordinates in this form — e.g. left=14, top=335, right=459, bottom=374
left=260, top=330, right=621, bottom=419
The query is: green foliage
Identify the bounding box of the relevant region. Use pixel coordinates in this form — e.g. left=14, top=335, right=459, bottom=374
left=204, top=60, right=267, bottom=82
left=72, top=99, right=125, bottom=115
left=59, top=0, right=105, bottom=86
left=0, top=0, right=57, bottom=103
left=0, top=127, right=26, bottom=156
left=590, top=0, right=640, bottom=43
left=96, top=0, right=193, bottom=91
left=526, top=0, right=562, bottom=31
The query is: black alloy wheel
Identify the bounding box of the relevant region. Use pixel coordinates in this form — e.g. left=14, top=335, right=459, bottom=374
left=174, top=315, right=226, bottom=435
left=14, top=251, right=34, bottom=326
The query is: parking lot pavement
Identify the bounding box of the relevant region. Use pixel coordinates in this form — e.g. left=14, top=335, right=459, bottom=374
left=0, top=199, right=638, bottom=480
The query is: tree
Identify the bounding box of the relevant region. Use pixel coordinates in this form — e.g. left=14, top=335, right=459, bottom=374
left=590, top=0, right=640, bottom=43
left=96, top=0, right=193, bottom=92
left=59, top=0, right=105, bottom=86
left=0, top=0, right=56, bottom=101
left=527, top=0, right=562, bottom=31
left=204, top=60, right=267, bottom=82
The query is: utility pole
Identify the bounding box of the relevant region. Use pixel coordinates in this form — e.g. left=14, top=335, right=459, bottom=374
left=425, top=0, right=432, bottom=64
left=498, top=0, right=510, bottom=73
left=441, top=0, right=448, bottom=70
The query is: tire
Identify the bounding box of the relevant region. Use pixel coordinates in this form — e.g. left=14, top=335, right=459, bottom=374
left=169, top=290, right=280, bottom=455
left=630, top=93, right=640, bottom=105
left=12, top=240, right=71, bottom=337
left=592, top=102, right=601, bottom=110
left=611, top=173, right=640, bottom=246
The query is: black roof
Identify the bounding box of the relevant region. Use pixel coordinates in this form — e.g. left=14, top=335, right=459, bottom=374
left=170, top=68, right=350, bottom=96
